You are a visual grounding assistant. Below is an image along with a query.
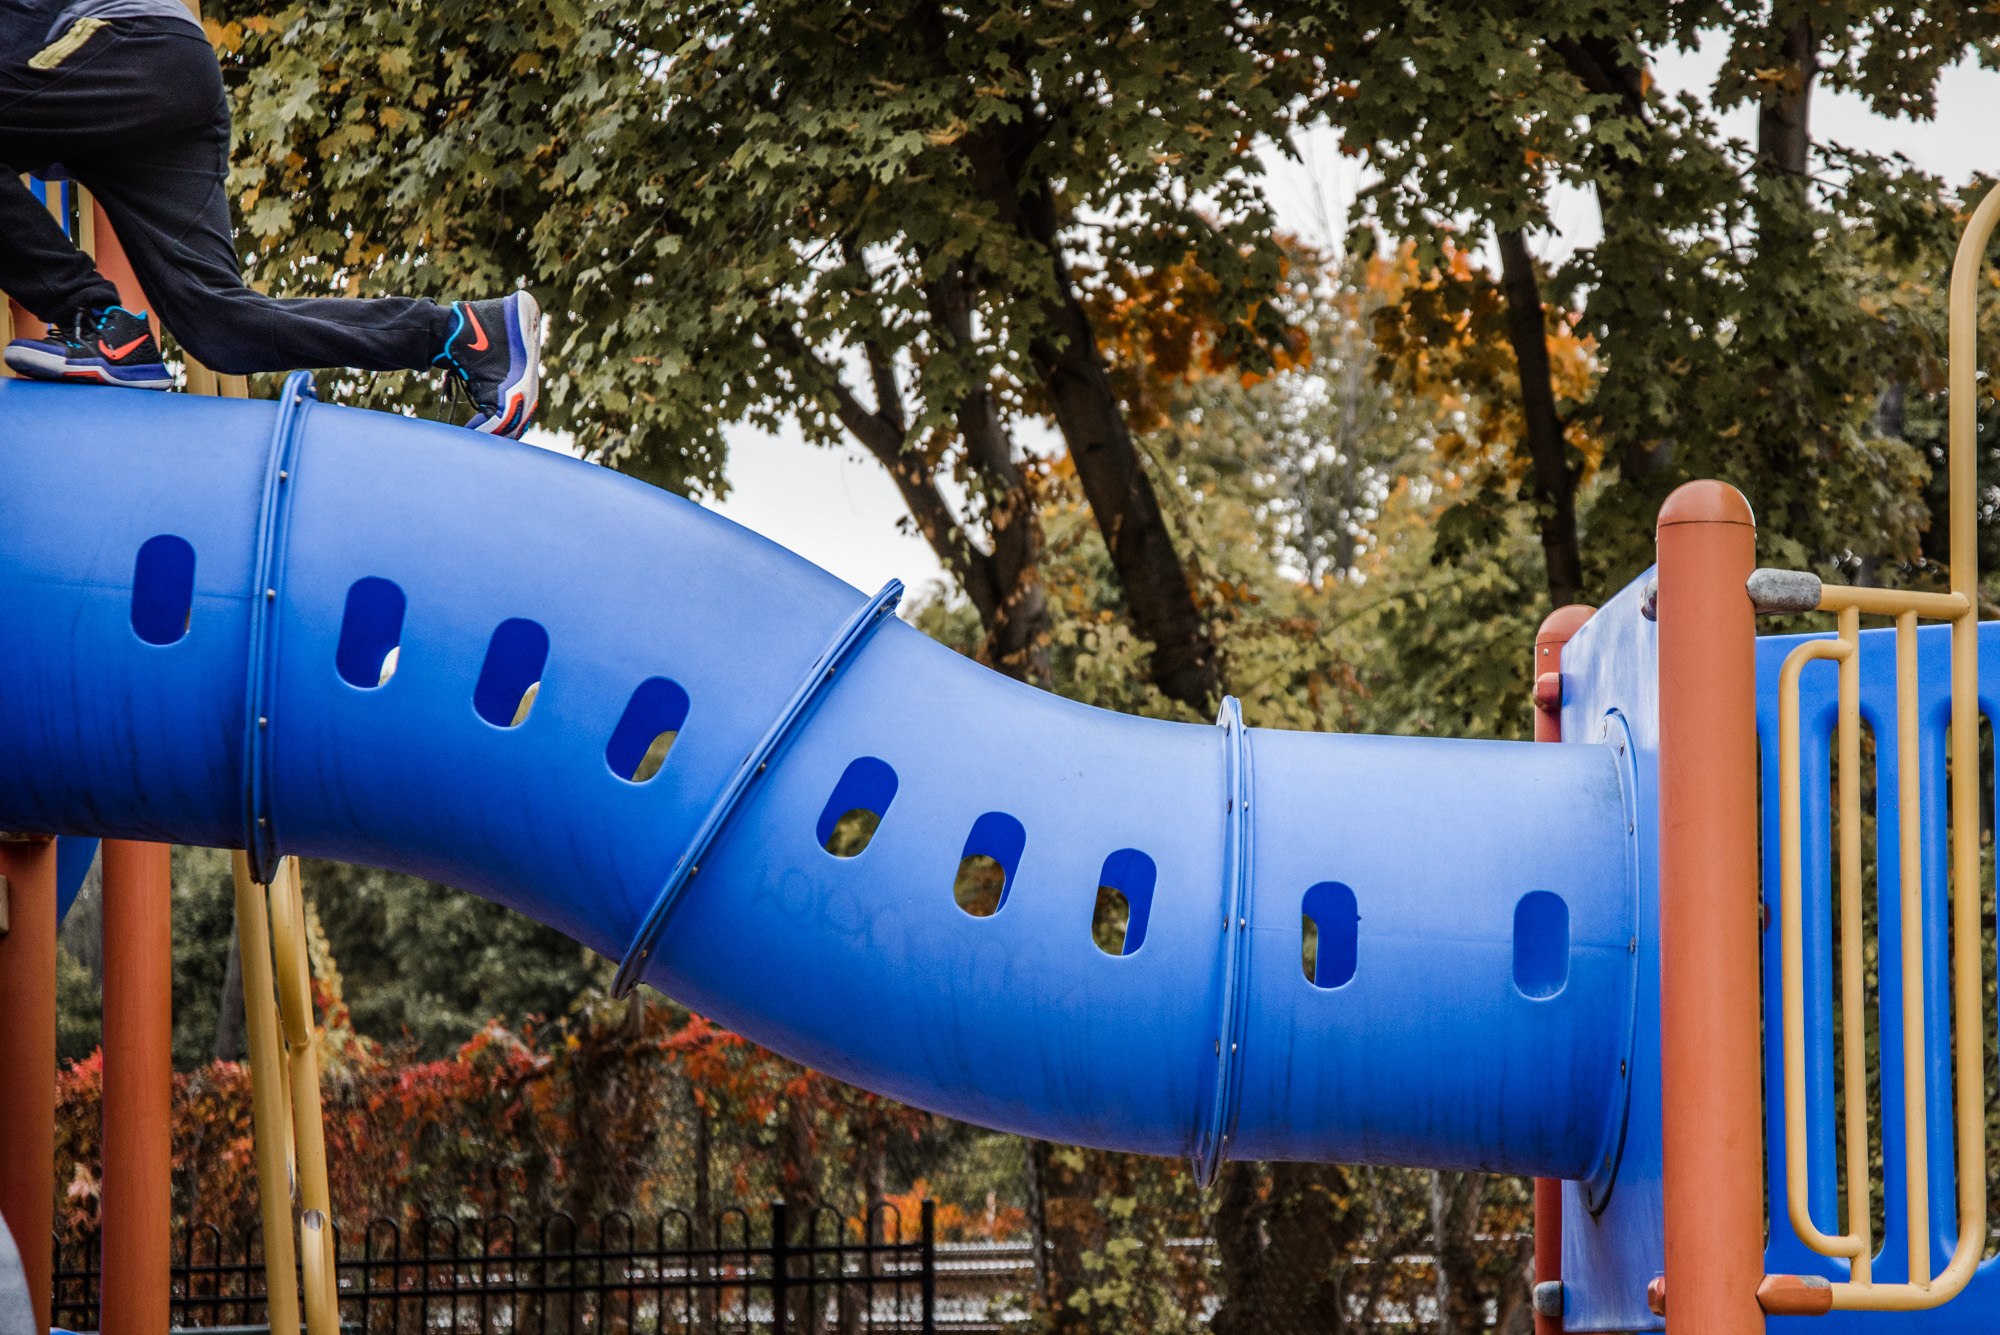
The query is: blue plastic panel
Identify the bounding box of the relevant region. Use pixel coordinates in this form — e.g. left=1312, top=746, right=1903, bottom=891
left=1556, top=594, right=2000, bottom=1332
left=1550, top=573, right=1663, bottom=1332
left=1756, top=621, right=2000, bottom=1334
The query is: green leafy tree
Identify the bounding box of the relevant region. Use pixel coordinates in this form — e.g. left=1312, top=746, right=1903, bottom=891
left=303, top=858, right=610, bottom=1058
left=211, top=0, right=1330, bottom=707
left=1314, top=1, right=1999, bottom=604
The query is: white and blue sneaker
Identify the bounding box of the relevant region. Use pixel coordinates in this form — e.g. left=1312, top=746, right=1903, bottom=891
left=4, top=306, right=173, bottom=389
left=435, top=291, right=541, bottom=438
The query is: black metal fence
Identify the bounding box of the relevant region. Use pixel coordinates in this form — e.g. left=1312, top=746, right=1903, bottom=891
left=54, top=1201, right=935, bottom=1335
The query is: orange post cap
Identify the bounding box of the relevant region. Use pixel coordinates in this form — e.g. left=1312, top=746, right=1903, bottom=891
left=1536, top=604, right=1596, bottom=649
left=1657, top=479, right=1755, bottom=530
left=1756, top=1274, right=1834, bottom=1317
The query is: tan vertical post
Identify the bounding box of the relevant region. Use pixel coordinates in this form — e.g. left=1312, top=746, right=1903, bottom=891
left=0, top=835, right=57, bottom=1335
left=268, top=860, right=338, bottom=1335
left=1653, top=481, right=1763, bottom=1330
left=100, top=840, right=173, bottom=1335
left=231, top=852, right=301, bottom=1335
left=1530, top=604, right=1594, bottom=1333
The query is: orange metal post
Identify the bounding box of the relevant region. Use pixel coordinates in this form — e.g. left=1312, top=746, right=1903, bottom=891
left=87, top=198, right=156, bottom=335
left=0, top=836, right=57, bottom=1335
left=1530, top=603, right=1593, bottom=1335
left=1654, top=481, right=1764, bottom=1331
left=100, top=840, right=173, bottom=1335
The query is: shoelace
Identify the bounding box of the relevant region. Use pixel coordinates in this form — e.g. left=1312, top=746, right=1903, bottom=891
left=442, top=367, right=467, bottom=426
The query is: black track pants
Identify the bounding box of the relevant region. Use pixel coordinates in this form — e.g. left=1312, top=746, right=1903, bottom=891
left=0, top=17, right=453, bottom=374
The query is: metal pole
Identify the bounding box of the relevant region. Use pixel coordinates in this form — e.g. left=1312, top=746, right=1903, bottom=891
left=769, top=1203, right=788, bottom=1335
left=918, top=1203, right=933, bottom=1335
left=100, top=840, right=173, bottom=1335
left=1529, top=602, right=1591, bottom=1335
left=0, top=835, right=57, bottom=1335
left=1653, top=481, right=1763, bottom=1331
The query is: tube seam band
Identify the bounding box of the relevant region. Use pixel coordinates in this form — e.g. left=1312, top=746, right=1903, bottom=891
left=611, top=579, right=905, bottom=997
left=1195, top=694, right=1254, bottom=1186
left=242, top=370, right=317, bottom=884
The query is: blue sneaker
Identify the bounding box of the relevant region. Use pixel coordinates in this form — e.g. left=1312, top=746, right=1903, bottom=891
left=4, top=306, right=172, bottom=389
left=435, top=291, right=540, bottom=438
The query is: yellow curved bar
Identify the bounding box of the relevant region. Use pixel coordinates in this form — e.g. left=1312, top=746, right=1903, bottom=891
left=1794, top=172, right=2000, bottom=1316
left=1814, top=586, right=1969, bottom=621
left=1834, top=607, right=1870, bottom=1285
left=1778, top=634, right=1865, bottom=1262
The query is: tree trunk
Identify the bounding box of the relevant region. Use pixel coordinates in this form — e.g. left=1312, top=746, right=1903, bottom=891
left=691, top=1088, right=712, bottom=1238
left=690, top=1086, right=714, bottom=1333
left=1494, top=229, right=1584, bottom=609
left=914, top=21, right=1220, bottom=710
left=1208, top=1162, right=1267, bottom=1335
left=1024, top=1140, right=1052, bottom=1310
left=921, top=272, right=1054, bottom=685
left=805, top=325, right=1053, bottom=688
left=1757, top=17, right=1817, bottom=178
left=1035, top=1145, right=1104, bottom=1335
left=213, top=919, right=244, bottom=1062
left=1016, top=190, right=1221, bottom=710
left=1210, top=1161, right=1359, bottom=1335
left=1428, top=1171, right=1490, bottom=1335
left=776, top=1092, right=821, bottom=1335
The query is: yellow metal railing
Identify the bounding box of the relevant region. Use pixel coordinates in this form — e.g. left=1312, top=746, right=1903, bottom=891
left=232, top=854, right=340, bottom=1335
left=1763, top=180, right=2000, bottom=1312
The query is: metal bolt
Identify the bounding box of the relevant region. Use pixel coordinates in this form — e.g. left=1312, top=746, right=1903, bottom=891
left=278, top=470, right=289, bottom=481
left=757, top=762, right=767, bottom=774
left=265, top=589, right=275, bottom=601
left=1620, top=1060, right=1627, bottom=1078
left=257, top=817, right=268, bottom=828
left=1214, top=1040, right=1220, bottom=1055
left=1629, top=936, right=1637, bottom=954
left=258, top=717, right=268, bottom=729
left=1238, top=917, right=1245, bottom=929
left=1231, top=1042, right=1237, bottom=1053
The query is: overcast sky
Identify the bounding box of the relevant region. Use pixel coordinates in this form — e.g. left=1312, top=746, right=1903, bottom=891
left=681, top=39, right=1999, bottom=601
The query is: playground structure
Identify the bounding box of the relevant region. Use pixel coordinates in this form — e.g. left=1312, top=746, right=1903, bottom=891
left=0, top=148, right=1995, bottom=1335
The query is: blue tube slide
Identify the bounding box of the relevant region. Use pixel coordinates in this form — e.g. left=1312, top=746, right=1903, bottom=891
left=0, top=377, right=1634, bottom=1180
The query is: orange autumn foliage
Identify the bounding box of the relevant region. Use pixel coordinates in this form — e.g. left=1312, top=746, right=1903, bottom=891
left=1369, top=238, right=1603, bottom=490
left=54, top=1001, right=943, bottom=1238
left=870, top=1179, right=1026, bottom=1244
left=1081, top=247, right=1314, bottom=434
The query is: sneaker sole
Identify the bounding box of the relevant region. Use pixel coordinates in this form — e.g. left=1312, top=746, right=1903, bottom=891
left=6, top=342, right=172, bottom=390
left=470, top=291, right=541, bottom=439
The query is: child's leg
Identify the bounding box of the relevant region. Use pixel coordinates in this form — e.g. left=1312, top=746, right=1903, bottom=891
left=0, top=173, right=120, bottom=328
left=49, top=24, right=456, bottom=375
left=79, top=127, right=455, bottom=375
